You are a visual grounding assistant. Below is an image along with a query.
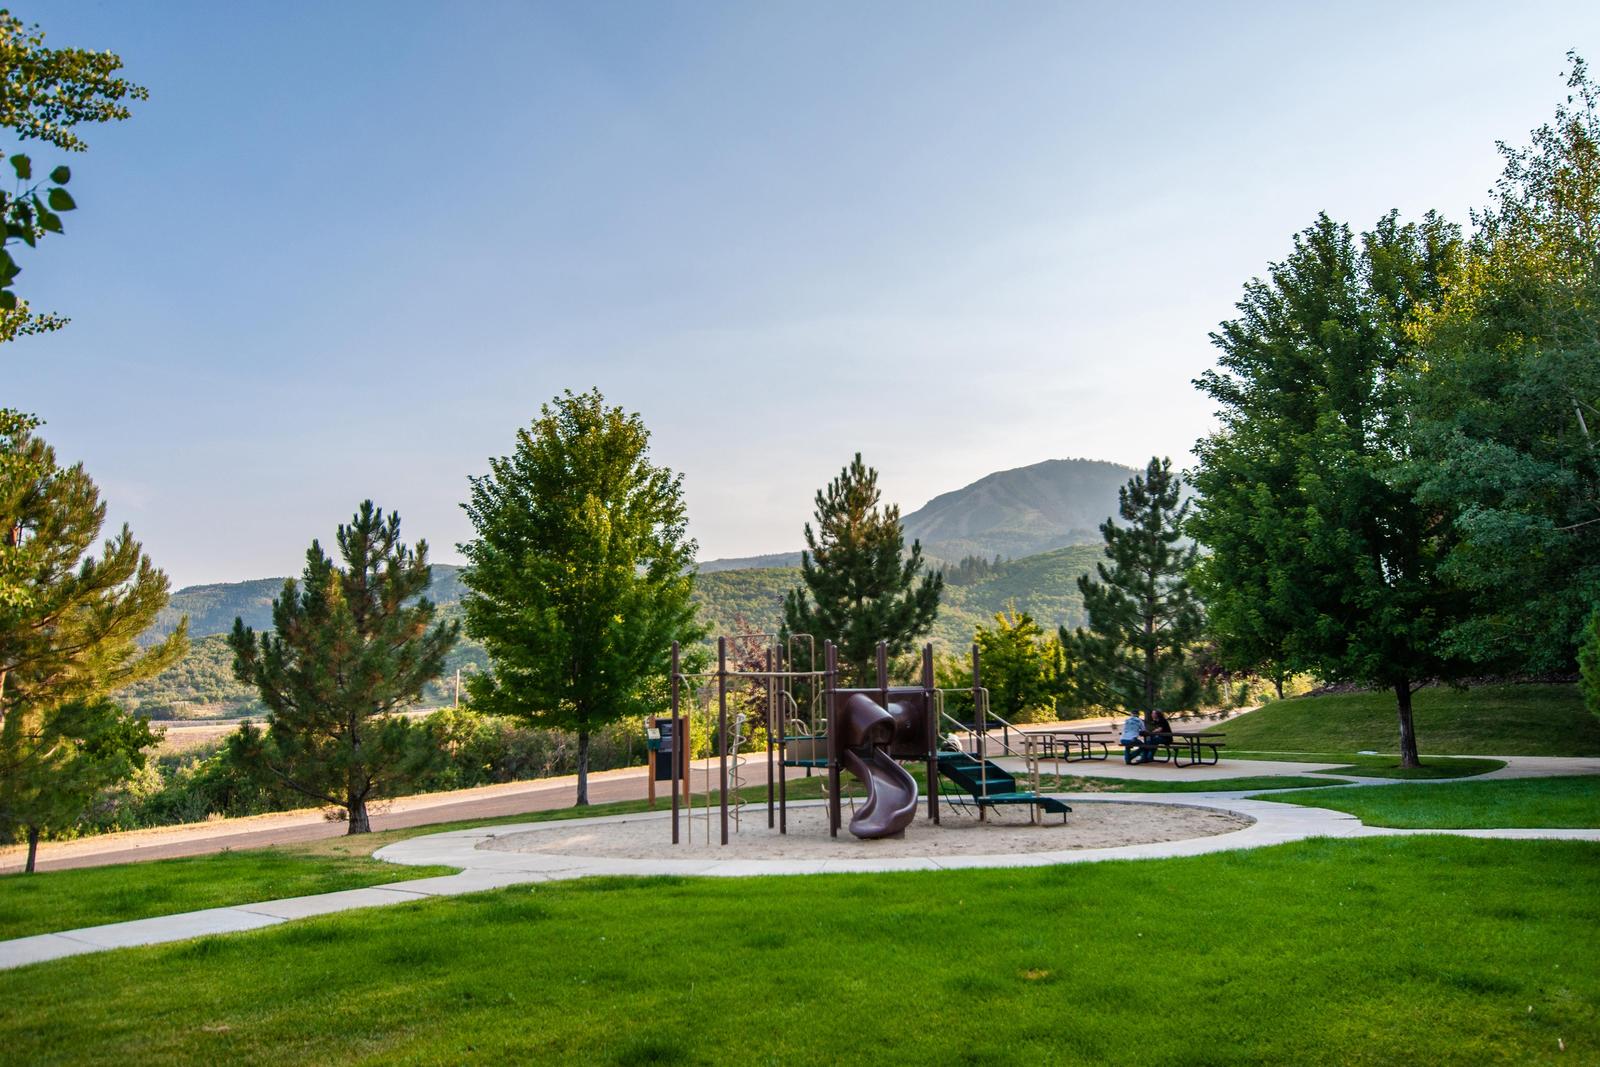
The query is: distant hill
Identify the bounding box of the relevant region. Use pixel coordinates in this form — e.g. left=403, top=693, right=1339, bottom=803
left=692, top=457, right=1135, bottom=571
left=692, top=542, right=1103, bottom=652
left=696, top=551, right=804, bottom=573
left=902, top=458, right=1136, bottom=562
left=147, top=564, right=468, bottom=644
left=126, top=549, right=1104, bottom=721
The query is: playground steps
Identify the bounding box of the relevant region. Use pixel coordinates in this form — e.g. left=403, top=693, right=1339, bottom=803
left=936, top=752, right=1071, bottom=817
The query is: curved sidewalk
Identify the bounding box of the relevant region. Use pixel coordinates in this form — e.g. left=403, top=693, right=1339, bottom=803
left=3, top=791, right=1596, bottom=971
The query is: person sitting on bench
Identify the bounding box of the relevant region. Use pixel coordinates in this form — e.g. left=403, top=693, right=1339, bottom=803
left=1120, top=711, right=1147, bottom=764
left=1141, top=711, right=1174, bottom=763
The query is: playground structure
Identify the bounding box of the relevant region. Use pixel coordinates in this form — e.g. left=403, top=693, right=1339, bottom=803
left=662, top=633, right=1071, bottom=846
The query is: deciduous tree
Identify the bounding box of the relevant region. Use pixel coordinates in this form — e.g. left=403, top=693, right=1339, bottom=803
left=1, top=9, right=146, bottom=335
left=1410, top=54, right=1600, bottom=671
left=974, top=605, right=1058, bottom=723
left=1192, top=212, right=1463, bottom=766
left=460, top=389, right=700, bottom=806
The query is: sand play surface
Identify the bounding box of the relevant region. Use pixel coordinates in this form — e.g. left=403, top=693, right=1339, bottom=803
left=479, top=801, right=1253, bottom=861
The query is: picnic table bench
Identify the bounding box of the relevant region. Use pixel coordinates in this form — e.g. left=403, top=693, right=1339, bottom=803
left=1135, top=731, right=1227, bottom=767
left=1025, top=728, right=1227, bottom=767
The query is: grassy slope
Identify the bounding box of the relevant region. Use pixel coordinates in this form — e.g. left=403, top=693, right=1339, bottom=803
left=0, top=838, right=1593, bottom=1064
left=1223, top=683, right=1599, bottom=757
left=1278, top=775, right=1600, bottom=829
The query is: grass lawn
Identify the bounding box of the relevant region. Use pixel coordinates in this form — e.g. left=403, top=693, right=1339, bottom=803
left=0, top=777, right=832, bottom=941
left=1229, top=752, right=1506, bottom=778
left=0, top=837, right=1592, bottom=1064
left=1275, top=775, right=1600, bottom=829
left=1220, top=683, right=1599, bottom=756
left=1051, top=774, right=1349, bottom=792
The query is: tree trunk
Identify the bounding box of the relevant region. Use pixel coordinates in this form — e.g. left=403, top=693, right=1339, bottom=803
left=1272, top=673, right=1285, bottom=701
left=346, top=792, right=371, bottom=834
left=1394, top=681, right=1421, bottom=769
left=24, top=825, right=39, bottom=873
left=575, top=727, right=591, bottom=806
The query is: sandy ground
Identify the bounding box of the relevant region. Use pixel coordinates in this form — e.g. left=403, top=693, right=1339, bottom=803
left=481, top=801, right=1253, bottom=860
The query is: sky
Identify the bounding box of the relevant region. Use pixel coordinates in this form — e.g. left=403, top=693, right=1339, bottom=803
left=7, top=1, right=1599, bottom=587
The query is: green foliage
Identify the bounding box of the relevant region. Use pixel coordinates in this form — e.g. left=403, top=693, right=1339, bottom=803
left=1192, top=211, right=1463, bottom=765
left=1409, top=54, right=1600, bottom=672
left=460, top=389, right=700, bottom=805
left=0, top=418, right=182, bottom=867
left=782, top=453, right=942, bottom=682
left=1072, top=457, right=1202, bottom=718
left=228, top=502, right=458, bottom=833
left=1580, top=606, right=1600, bottom=720
left=0, top=9, right=144, bottom=325
left=974, top=605, right=1060, bottom=723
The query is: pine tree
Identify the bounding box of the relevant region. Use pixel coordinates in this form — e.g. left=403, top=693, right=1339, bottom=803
left=228, top=502, right=458, bottom=834
left=460, top=389, right=700, bottom=807
left=782, top=453, right=942, bottom=683
left=1074, top=457, right=1202, bottom=721
left=0, top=418, right=183, bottom=870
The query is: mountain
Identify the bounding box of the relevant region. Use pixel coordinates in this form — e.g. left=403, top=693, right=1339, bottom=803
left=696, top=551, right=804, bottom=573
left=125, top=545, right=1106, bottom=721
left=692, top=457, right=1136, bottom=570
left=901, top=458, right=1138, bottom=562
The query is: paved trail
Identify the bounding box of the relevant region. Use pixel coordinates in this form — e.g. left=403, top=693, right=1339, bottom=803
left=0, top=764, right=713, bottom=874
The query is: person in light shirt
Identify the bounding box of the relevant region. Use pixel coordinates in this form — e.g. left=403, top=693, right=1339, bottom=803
left=1120, top=711, right=1146, bottom=764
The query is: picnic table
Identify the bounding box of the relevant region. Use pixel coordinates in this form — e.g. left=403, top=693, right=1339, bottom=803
left=1023, top=728, right=1228, bottom=767
left=1143, top=731, right=1227, bottom=767
left=1028, top=728, right=1115, bottom=762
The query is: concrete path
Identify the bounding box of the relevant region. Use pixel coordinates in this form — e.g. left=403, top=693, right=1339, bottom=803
left=0, top=762, right=716, bottom=874
left=4, top=785, right=1597, bottom=972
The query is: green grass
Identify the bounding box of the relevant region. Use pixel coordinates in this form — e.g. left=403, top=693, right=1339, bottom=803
left=0, top=845, right=457, bottom=943
left=1223, top=683, right=1599, bottom=756
left=0, top=776, right=833, bottom=942
left=1276, top=775, right=1600, bottom=829
left=1230, top=751, right=1507, bottom=778
left=0, top=837, right=1593, bottom=1064
left=1052, top=774, right=1349, bottom=793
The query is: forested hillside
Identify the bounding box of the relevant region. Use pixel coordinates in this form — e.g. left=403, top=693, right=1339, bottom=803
left=126, top=549, right=1100, bottom=719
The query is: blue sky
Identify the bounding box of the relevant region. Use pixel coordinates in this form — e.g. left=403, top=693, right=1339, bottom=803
left=8, top=1, right=1598, bottom=586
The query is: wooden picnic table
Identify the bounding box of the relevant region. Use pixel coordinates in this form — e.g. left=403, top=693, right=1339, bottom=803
left=1023, top=728, right=1228, bottom=767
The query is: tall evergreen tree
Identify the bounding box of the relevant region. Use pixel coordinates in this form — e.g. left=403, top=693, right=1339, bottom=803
left=228, top=502, right=457, bottom=834
left=1074, top=457, right=1202, bottom=721
left=1410, top=54, right=1600, bottom=671
left=0, top=418, right=183, bottom=870
left=782, top=453, right=942, bottom=683
left=461, top=389, right=700, bottom=806
left=1192, top=212, right=1462, bottom=766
